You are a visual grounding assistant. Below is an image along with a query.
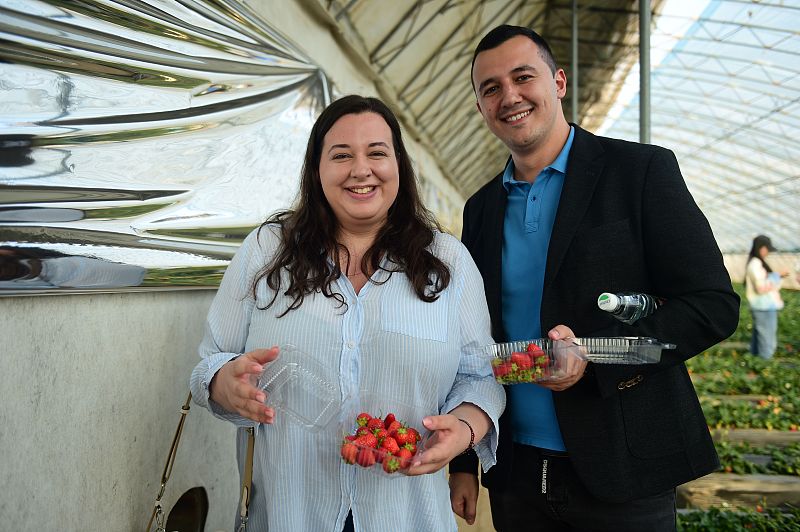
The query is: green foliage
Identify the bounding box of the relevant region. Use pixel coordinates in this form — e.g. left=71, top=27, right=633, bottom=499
left=687, top=352, right=799, bottom=430
left=717, top=441, right=800, bottom=476
left=687, top=286, right=800, bottom=430
left=142, top=267, right=225, bottom=287
left=677, top=506, right=800, bottom=531
left=689, top=353, right=800, bottom=395
left=677, top=287, right=800, bottom=525
left=700, top=394, right=798, bottom=430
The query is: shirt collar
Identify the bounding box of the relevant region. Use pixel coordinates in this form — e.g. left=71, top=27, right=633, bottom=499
left=502, top=126, right=575, bottom=190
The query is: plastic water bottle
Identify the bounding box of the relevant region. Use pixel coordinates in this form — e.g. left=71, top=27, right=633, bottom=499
left=597, top=292, right=659, bottom=325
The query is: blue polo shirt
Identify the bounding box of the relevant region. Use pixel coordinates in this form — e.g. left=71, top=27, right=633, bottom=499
left=502, top=126, right=574, bottom=451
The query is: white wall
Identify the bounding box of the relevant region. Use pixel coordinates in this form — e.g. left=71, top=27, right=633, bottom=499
left=0, top=2, right=470, bottom=530
left=0, top=291, right=238, bottom=531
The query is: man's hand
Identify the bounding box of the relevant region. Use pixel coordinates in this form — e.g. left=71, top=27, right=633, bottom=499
left=209, top=346, right=280, bottom=423
left=537, top=325, right=587, bottom=392
left=449, top=472, right=479, bottom=525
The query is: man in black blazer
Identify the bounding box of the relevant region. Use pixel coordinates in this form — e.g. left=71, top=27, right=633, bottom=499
left=448, top=25, right=739, bottom=531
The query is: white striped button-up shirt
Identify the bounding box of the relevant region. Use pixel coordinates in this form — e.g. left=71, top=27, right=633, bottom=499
left=190, top=226, right=505, bottom=531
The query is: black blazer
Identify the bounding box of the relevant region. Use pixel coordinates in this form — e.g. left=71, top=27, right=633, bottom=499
left=450, top=125, right=739, bottom=503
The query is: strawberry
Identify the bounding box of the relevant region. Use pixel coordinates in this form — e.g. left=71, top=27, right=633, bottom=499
left=356, top=446, right=376, bottom=467
left=511, top=351, right=532, bottom=369
left=356, top=412, right=371, bottom=427
left=355, top=426, right=371, bottom=437
left=382, top=453, right=401, bottom=474
left=533, top=354, right=549, bottom=367
left=380, top=436, right=400, bottom=455
left=372, top=427, right=388, bottom=443
left=344, top=434, right=356, bottom=442
left=402, top=441, right=417, bottom=454
left=395, top=447, right=413, bottom=469
left=341, top=442, right=358, bottom=464
left=392, top=427, right=414, bottom=446
left=526, top=342, right=542, bottom=353
left=406, top=427, right=421, bottom=443
left=384, top=413, right=397, bottom=429
left=366, top=417, right=384, bottom=432
left=492, top=360, right=513, bottom=378
left=385, top=420, right=402, bottom=434
left=354, top=433, right=378, bottom=449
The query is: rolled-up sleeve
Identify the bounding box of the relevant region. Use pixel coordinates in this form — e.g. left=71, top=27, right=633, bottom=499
left=442, top=243, right=505, bottom=472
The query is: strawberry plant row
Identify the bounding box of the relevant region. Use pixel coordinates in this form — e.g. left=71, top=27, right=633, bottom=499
left=688, top=352, right=800, bottom=396
left=716, top=441, right=800, bottom=476
left=677, top=506, right=800, bottom=531
left=700, top=394, right=799, bottom=431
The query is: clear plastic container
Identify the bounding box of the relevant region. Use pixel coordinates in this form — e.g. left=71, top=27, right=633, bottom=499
left=485, top=336, right=676, bottom=384
left=339, top=392, right=432, bottom=477
left=485, top=338, right=585, bottom=385
left=573, top=336, right=675, bottom=364
left=256, top=345, right=341, bottom=432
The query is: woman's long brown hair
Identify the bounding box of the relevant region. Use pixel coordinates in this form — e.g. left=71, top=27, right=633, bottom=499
left=252, top=95, right=450, bottom=316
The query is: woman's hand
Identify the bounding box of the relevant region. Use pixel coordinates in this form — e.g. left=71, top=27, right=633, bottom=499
left=404, top=414, right=473, bottom=476
left=209, top=346, right=280, bottom=424
left=405, top=403, right=490, bottom=476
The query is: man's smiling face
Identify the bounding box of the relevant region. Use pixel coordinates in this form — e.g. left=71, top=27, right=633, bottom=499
left=472, top=35, right=567, bottom=155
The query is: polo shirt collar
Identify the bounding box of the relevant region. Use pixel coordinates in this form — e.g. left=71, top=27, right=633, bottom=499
left=502, top=126, right=575, bottom=191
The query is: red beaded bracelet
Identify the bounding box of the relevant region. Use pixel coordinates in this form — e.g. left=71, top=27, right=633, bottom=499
left=457, top=418, right=475, bottom=455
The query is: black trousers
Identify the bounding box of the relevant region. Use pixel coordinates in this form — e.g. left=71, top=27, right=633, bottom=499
left=488, top=443, right=676, bottom=532
left=342, top=511, right=354, bottom=532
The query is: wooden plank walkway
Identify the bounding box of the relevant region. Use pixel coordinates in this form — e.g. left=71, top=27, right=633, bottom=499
left=678, top=473, right=800, bottom=510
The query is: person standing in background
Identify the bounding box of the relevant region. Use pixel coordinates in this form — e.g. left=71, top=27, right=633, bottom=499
left=745, top=234, right=786, bottom=359
left=448, top=24, right=740, bottom=531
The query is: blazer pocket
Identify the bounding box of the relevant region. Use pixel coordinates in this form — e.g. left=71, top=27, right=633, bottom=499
left=380, top=281, right=449, bottom=343
left=618, top=370, right=685, bottom=458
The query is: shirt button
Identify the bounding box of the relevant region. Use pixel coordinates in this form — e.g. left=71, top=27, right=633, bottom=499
left=347, top=341, right=355, bottom=349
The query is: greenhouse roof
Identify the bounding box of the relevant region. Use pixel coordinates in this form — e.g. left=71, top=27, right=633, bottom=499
left=321, top=0, right=800, bottom=252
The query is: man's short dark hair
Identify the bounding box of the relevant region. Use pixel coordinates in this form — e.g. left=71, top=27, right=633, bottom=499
left=470, top=25, right=558, bottom=91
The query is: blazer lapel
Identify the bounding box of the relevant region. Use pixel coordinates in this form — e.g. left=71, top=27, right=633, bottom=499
left=483, top=172, right=507, bottom=339
left=545, top=126, right=605, bottom=289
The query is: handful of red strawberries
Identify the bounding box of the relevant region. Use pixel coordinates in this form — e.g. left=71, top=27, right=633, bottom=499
left=491, top=342, right=551, bottom=384
left=340, top=411, right=423, bottom=474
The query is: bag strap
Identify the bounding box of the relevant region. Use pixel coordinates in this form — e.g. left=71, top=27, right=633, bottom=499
left=237, top=426, right=256, bottom=531
left=146, top=392, right=256, bottom=532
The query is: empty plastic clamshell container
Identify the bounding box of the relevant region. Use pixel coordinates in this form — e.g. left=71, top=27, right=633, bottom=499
left=572, top=336, right=676, bottom=364
left=339, top=392, right=433, bottom=478
left=485, top=338, right=586, bottom=385
left=256, top=345, right=341, bottom=432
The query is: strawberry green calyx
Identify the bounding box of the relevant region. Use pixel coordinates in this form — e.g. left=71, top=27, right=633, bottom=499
left=356, top=412, right=372, bottom=427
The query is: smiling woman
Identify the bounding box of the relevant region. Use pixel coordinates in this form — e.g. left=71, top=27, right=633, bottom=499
left=254, top=95, right=452, bottom=311
left=319, top=112, right=400, bottom=262
left=188, top=94, right=506, bottom=531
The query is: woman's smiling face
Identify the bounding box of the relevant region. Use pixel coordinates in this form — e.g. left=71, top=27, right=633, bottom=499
left=319, top=111, right=400, bottom=233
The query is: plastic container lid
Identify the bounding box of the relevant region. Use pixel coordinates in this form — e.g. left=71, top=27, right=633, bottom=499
left=256, top=345, right=341, bottom=432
